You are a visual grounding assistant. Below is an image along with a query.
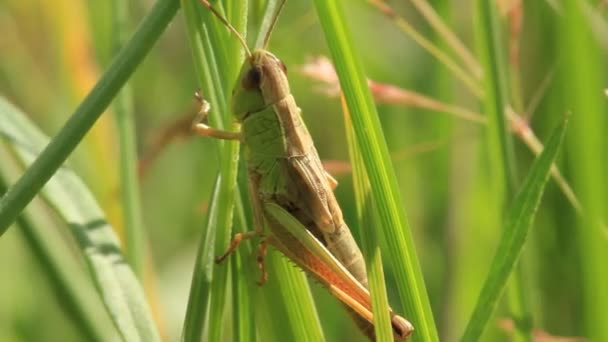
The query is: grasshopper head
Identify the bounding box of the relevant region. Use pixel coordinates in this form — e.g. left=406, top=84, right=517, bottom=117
left=231, top=49, right=289, bottom=121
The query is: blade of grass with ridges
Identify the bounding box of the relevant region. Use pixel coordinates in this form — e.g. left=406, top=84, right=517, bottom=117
left=0, top=0, right=180, bottom=236
left=0, top=97, right=160, bottom=341
left=343, top=98, right=393, bottom=342
left=461, top=117, right=569, bottom=341
left=231, top=233, right=255, bottom=342
left=559, top=1, right=608, bottom=340
left=180, top=1, right=241, bottom=340
left=312, top=1, right=439, bottom=341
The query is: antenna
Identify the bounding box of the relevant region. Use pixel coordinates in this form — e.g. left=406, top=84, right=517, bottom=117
left=262, top=0, right=287, bottom=49
left=199, top=0, right=252, bottom=58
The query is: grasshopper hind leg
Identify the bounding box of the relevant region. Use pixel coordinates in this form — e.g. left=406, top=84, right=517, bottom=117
left=216, top=169, right=268, bottom=277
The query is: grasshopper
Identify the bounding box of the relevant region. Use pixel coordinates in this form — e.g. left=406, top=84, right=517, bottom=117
left=193, top=1, right=413, bottom=340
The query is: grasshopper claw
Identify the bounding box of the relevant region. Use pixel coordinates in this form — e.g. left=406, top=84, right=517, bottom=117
left=191, top=90, right=242, bottom=141
left=256, top=238, right=269, bottom=285
left=216, top=231, right=265, bottom=264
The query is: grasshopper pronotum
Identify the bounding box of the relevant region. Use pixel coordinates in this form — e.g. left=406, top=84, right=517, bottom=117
left=192, top=1, right=413, bottom=340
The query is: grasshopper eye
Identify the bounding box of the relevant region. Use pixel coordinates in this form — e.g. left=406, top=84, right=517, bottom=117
left=242, top=67, right=262, bottom=89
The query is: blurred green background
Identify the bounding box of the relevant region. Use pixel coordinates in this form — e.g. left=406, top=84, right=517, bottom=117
left=0, top=0, right=606, bottom=341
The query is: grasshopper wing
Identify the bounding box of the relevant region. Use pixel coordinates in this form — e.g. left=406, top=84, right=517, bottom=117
left=287, top=152, right=341, bottom=233
left=285, top=153, right=369, bottom=287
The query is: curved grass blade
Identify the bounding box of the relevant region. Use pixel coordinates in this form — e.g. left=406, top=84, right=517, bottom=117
left=0, top=0, right=180, bottom=236
left=0, top=97, right=160, bottom=341
left=461, top=117, right=569, bottom=341
left=312, top=1, right=439, bottom=341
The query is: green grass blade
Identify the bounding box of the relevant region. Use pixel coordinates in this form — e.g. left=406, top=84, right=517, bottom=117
left=180, top=1, right=244, bottom=340
left=474, top=0, right=517, bottom=199
left=474, top=1, right=529, bottom=340
left=181, top=175, right=220, bottom=342
left=206, top=138, right=240, bottom=342
left=205, top=0, right=246, bottom=329
left=344, top=107, right=393, bottom=342
left=312, top=1, right=439, bottom=341
left=0, top=0, right=180, bottom=236
left=460, top=117, right=569, bottom=341
left=0, top=97, right=160, bottom=341
left=232, top=247, right=256, bottom=342
left=111, top=0, right=146, bottom=277
left=269, top=253, right=325, bottom=342
left=559, top=1, right=608, bottom=340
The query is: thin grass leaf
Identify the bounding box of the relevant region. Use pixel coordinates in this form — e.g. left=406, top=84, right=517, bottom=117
left=181, top=175, right=221, bottom=342
left=461, top=117, right=569, bottom=341
left=206, top=136, right=240, bottom=342
left=312, top=1, right=439, bottom=341
left=343, top=98, right=393, bottom=342
left=231, top=245, right=255, bottom=342
left=268, top=253, right=326, bottom=342
left=0, top=97, right=160, bottom=341
left=111, top=0, right=146, bottom=277
left=474, top=1, right=531, bottom=340
left=474, top=0, right=517, bottom=199
left=0, top=0, right=180, bottom=236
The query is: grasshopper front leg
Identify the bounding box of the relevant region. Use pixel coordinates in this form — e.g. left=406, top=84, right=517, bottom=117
left=191, top=91, right=242, bottom=141
left=191, top=92, right=265, bottom=265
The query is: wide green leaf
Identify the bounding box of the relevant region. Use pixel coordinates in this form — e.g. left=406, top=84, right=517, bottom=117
left=0, top=97, right=160, bottom=341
